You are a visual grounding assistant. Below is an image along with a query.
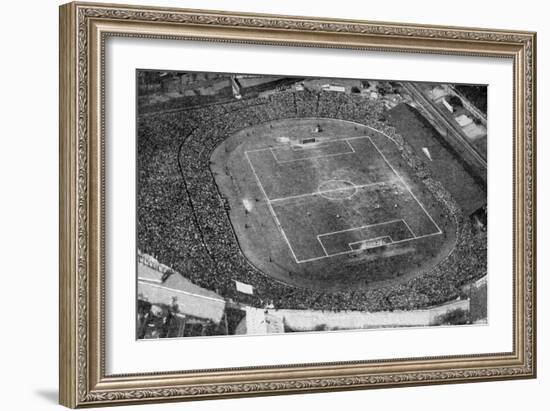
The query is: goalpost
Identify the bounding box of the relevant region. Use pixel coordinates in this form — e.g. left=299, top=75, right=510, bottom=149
left=301, top=137, right=316, bottom=144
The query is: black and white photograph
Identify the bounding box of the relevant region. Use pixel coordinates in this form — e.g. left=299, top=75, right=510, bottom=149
left=136, top=71, right=488, bottom=339
left=1, top=0, right=545, bottom=408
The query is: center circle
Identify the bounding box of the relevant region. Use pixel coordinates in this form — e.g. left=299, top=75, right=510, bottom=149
left=318, top=179, right=358, bottom=200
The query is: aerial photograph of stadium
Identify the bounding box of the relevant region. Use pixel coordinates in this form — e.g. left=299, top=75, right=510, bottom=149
left=136, top=70, right=488, bottom=339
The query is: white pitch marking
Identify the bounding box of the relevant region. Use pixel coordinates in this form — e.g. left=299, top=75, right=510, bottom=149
left=367, top=137, right=443, bottom=235
left=244, top=135, right=371, bottom=156
left=300, top=217, right=441, bottom=263
left=297, top=231, right=443, bottom=263
left=245, top=146, right=276, bottom=154
left=290, top=142, right=333, bottom=151
left=245, top=150, right=300, bottom=263
left=246, top=137, right=367, bottom=164
left=317, top=236, right=330, bottom=257
left=317, top=218, right=404, bottom=238
left=401, top=218, right=417, bottom=238
left=315, top=219, right=407, bottom=258
left=271, top=147, right=355, bottom=164
left=269, top=147, right=281, bottom=162
left=345, top=139, right=356, bottom=153
left=269, top=181, right=386, bottom=203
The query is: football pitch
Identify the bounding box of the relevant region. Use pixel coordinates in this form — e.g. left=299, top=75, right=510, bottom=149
left=211, top=117, right=456, bottom=291
left=244, top=136, right=442, bottom=264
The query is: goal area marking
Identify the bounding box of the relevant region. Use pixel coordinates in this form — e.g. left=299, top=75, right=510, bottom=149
left=269, top=139, right=355, bottom=163
left=245, top=136, right=443, bottom=264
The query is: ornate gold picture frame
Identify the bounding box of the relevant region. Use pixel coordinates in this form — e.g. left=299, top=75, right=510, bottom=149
left=59, top=1, right=536, bottom=408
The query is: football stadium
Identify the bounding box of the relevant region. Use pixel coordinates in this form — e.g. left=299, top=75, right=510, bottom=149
left=136, top=73, right=487, bottom=337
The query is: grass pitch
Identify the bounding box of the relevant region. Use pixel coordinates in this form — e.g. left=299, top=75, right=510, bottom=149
left=246, top=136, right=441, bottom=263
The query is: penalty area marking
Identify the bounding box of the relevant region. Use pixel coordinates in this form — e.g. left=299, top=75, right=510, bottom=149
left=298, top=229, right=442, bottom=264
left=316, top=219, right=410, bottom=258
left=270, top=145, right=355, bottom=164
left=268, top=138, right=356, bottom=163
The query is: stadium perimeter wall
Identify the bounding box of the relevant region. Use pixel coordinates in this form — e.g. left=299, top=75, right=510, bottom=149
left=270, top=298, right=470, bottom=331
